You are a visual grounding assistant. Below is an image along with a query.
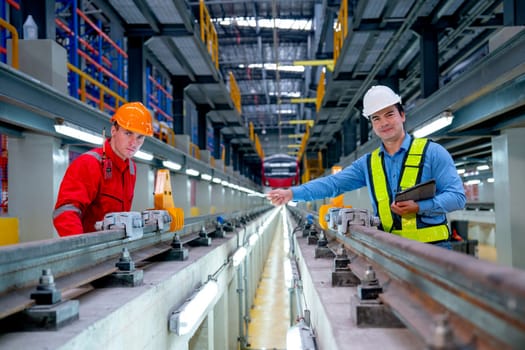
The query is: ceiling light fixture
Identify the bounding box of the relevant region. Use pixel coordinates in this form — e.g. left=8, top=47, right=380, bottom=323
left=162, top=160, right=182, bottom=171
left=476, top=164, right=490, bottom=171
left=201, top=173, right=212, bottom=181
left=231, top=247, right=247, bottom=267
left=168, top=280, right=219, bottom=336
left=249, top=232, right=259, bottom=246
left=54, top=122, right=103, bottom=145
left=465, top=179, right=481, bottom=185
left=413, top=111, right=454, bottom=138
left=185, top=168, right=200, bottom=177
left=134, top=150, right=154, bottom=161
left=212, top=177, right=222, bottom=184
left=286, top=320, right=317, bottom=350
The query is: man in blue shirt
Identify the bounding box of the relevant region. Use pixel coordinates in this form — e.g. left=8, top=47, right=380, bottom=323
left=267, top=85, right=466, bottom=246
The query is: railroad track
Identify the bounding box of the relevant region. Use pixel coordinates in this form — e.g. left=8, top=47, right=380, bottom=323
left=0, top=208, right=268, bottom=325
left=288, top=207, right=525, bottom=349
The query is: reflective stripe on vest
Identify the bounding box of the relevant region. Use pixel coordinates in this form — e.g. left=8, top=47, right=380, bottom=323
left=369, top=138, right=449, bottom=243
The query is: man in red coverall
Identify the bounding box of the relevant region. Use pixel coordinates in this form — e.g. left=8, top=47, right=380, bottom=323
left=53, top=102, right=153, bottom=236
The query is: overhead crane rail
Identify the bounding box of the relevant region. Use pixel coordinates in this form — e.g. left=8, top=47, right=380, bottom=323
left=0, top=208, right=269, bottom=330
left=288, top=207, right=525, bottom=349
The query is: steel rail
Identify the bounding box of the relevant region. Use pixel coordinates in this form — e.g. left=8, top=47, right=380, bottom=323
left=327, top=225, right=525, bottom=349
left=0, top=207, right=268, bottom=321
left=289, top=208, right=525, bottom=348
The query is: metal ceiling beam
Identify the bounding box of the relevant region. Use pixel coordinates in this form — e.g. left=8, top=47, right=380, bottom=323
left=132, top=0, right=160, bottom=33
left=126, top=23, right=190, bottom=36
left=407, top=31, right=525, bottom=132
left=160, top=37, right=196, bottom=81
left=310, top=0, right=427, bottom=151
left=449, top=75, right=525, bottom=132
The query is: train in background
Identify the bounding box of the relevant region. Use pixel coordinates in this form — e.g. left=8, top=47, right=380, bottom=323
left=261, top=154, right=300, bottom=189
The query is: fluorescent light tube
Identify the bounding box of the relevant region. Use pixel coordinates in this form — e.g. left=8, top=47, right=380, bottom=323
left=286, top=325, right=302, bottom=350
left=169, top=280, right=219, bottom=336
left=249, top=233, right=259, bottom=246
left=476, top=164, right=490, bottom=171
left=465, top=179, right=481, bottom=185
left=134, top=150, right=153, bottom=161
left=212, top=177, right=222, bottom=184
left=232, top=247, right=247, bottom=267
left=162, top=160, right=182, bottom=171
left=185, top=168, right=200, bottom=177
left=283, top=258, right=293, bottom=289
left=201, top=174, right=212, bottom=181
left=413, top=112, right=454, bottom=138
left=55, top=123, right=103, bottom=145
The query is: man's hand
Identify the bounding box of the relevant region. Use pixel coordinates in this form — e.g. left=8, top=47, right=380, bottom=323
left=391, top=200, right=419, bottom=216
left=267, top=189, right=293, bottom=206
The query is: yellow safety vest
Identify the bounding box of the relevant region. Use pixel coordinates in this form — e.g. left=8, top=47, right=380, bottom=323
left=369, top=138, right=449, bottom=243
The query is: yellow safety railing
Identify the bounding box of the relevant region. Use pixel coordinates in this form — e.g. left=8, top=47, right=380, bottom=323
left=291, top=97, right=317, bottom=104
left=0, top=18, right=19, bottom=69
left=280, top=120, right=314, bottom=127
left=333, top=0, right=348, bottom=65
left=293, top=59, right=334, bottom=72
left=302, top=151, right=324, bottom=183
left=229, top=72, right=242, bottom=114
left=296, top=124, right=311, bottom=161
left=254, top=133, right=264, bottom=159
left=249, top=122, right=255, bottom=141
left=190, top=143, right=201, bottom=160
left=316, top=69, right=325, bottom=112
left=67, top=63, right=127, bottom=113
left=210, top=156, right=215, bottom=168
left=200, top=0, right=219, bottom=69
left=153, top=120, right=176, bottom=147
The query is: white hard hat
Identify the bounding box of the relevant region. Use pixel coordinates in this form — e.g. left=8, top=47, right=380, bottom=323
left=362, top=85, right=402, bottom=119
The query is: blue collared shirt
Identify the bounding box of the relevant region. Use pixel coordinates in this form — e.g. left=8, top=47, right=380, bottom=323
left=292, top=133, right=466, bottom=225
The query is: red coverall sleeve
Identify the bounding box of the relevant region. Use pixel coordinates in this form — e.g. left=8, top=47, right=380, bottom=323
left=53, top=155, right=102, bottom=236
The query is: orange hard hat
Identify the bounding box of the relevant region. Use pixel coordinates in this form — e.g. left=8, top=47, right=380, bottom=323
left=111, top=102, right=153, bottom=136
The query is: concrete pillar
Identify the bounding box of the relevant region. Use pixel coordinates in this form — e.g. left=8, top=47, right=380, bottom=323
left=127, top=36, right=147, bottom=102
left=342, top=117, right=357, bottom=156
left=131, top=162, right=154, bottom=211
left=211, top=183, right=225, bottom=214
left=232, top=144, right=239, bottom=172
left=9, top=133, right=67, bottom=241
left=172, top=172, right=191, bottom=218
left=189, top=312, right=212, bottom=350
left=172, top=77, right=190, bottom=135
left=214, top=294, right=228, bottom=350
left=213, top=126, right=222, bottom=160
left=227, top=275, right=241, bottom=350
left=224, top=138, right=231, bottom=166
left=504, top=0, right=525, bottom=25
left=492, top=128, right=525, bottom=268
left=196, top=180, right=212, bottom=215
left=418, top=20, right=439, bottom=98
left=197, top=106, right=210, bottom=150
left=360, top=118, right=369, bottom=145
